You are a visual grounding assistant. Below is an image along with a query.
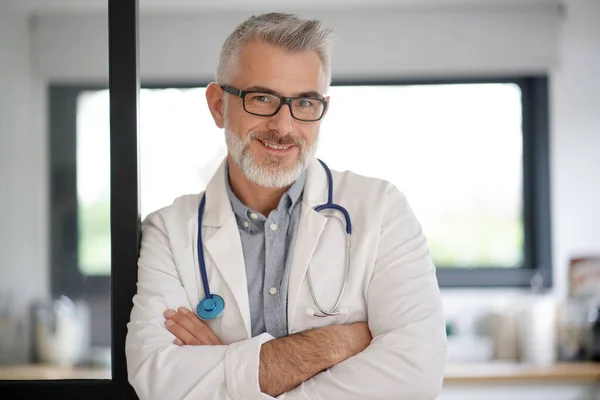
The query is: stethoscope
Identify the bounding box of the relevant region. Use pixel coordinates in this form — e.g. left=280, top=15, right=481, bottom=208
left=196, top=159, right=352, bottom=320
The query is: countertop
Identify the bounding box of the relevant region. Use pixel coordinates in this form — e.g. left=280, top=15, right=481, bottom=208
left=0, top=364, right=111, bottom=380
left=1, top=362, right=599, bottom=382
left=444, top=362, right=600, bottom=383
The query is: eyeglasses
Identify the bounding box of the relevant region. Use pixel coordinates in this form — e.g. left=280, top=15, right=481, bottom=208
left=221, top=85, right=328, bottom=122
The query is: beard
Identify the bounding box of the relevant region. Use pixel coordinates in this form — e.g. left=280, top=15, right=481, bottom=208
left=224, top=127, right=318, bottom=189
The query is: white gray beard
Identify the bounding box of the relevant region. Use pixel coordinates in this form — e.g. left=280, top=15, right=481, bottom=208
left=224, top=128, right=318, bottom=189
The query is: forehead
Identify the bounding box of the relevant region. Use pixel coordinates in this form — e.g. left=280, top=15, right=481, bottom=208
left=232, top=40, right=327, bottom=96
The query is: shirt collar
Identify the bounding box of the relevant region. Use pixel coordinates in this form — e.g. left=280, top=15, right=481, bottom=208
left=224, top=162, right=307, bottom=221
left=284, top=168, right=307, bottom=212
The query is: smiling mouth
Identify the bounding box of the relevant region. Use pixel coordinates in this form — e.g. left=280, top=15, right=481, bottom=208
left=258, top=139, right=295, bottom=151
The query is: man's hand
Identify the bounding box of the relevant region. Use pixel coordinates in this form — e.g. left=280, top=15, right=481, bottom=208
left=164, top=307, right=223, bottom=346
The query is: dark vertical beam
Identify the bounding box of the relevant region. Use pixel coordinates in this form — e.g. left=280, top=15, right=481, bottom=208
left=521, top=77, right=553, bottom=289
left=49, top=86, right=80, bottom=300
left=521, top=78, right=536, bottom=281
left=109, top=0, right=140, bottom=397
left=531, top=77, right=553, bottom=288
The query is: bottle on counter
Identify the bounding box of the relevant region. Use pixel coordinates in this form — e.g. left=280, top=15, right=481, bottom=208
left=517, top=273, right=557, bottom=365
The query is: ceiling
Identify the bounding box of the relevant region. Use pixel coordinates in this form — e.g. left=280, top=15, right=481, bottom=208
left=5, top=0, right=563, bottom=14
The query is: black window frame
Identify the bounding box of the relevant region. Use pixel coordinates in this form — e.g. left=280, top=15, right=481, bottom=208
left=49, top=85, right=112, bottom=299
left=0, top=0, right=140, bottom=398
left=49, top=76, right=551, bottom=293
left=335, top=77, right=553, bottom=289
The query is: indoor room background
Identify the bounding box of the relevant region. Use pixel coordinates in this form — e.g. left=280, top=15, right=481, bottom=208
left=1, top=0, right=599, bottom=399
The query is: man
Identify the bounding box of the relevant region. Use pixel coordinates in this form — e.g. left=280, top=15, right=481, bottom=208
left=125, top=12, right=446, bottom=400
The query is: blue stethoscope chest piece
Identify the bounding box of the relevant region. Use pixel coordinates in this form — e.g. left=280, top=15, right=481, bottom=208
left=196, top=294, right=225, bottom=320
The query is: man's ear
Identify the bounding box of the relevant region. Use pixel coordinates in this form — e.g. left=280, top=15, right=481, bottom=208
left=206, top=82, right=225, bottom=129
left=322, top=96, right=331, bottom=119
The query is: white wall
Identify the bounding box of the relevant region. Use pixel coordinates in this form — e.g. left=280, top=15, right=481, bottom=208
left=550, top=0, right=600, bottom=298
left=34, top=4, right=561, bottom=83
left=0, top=5, right=48, bottom=362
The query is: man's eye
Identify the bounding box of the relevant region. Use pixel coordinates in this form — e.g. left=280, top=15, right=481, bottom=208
left=297, top=99, right=315, bottom=108
left=251, top=95, right=271, bottom=103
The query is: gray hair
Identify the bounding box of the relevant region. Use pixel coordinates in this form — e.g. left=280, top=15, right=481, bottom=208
left=217, top=13, right=333, bottom=91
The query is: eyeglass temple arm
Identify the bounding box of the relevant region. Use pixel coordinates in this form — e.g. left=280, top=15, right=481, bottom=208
left=221, top=85, right=242, bottom=97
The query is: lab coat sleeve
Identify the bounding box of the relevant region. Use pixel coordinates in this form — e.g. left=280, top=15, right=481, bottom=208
left=284, top=184, right=447, bottom=400
left=125, top=211, right=284, bottom=400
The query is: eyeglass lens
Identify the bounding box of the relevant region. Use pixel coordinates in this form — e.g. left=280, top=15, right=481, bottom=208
left=244, top=93, right=324, bottom=121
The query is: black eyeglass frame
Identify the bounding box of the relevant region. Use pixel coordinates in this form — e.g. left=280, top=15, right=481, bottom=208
left=221, top=84, right=328, bottom=122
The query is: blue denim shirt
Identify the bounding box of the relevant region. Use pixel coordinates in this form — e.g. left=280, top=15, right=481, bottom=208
left=224, top=164, right=306, bottom=338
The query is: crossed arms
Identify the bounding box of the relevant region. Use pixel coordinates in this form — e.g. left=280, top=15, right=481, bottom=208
left=163, top=306, right=372, bottom=397
left=125, top=186, right=447, bottom=400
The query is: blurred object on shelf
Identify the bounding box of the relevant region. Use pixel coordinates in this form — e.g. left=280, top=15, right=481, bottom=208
left=488, top=308, right=519, bottom=361
left=557, top=298, right=588, bottom=361
left=0, top=289, right=27, bottom=365
left=564, top=255, right=600, bottom=363
left=0, top=290, right=16, bottom=364
left=569, top=256, right=600, bottom=299
left=447, top=334, right=494, bottom=363
left=445, top=319, right=494, bottom=363
left=90, top=346, right=111, bottom=369
left=32, top=296, right=90, bottom=367
left=586, top=302, right=600, bottom=362
left=517, top=294, right=556, bottom=365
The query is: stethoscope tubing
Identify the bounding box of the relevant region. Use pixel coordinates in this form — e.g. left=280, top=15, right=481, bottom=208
left=196, top=159, right=352, bottom=320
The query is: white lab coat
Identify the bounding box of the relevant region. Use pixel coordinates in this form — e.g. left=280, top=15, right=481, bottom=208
left=125, top=158, right=447, bottom=400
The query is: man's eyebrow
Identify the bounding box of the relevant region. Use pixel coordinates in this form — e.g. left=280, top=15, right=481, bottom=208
left=244, top=86, right=324, bottom=98
left=296, top=90, right=324, bottom=98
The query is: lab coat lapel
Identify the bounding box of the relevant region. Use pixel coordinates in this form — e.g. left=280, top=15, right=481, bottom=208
left=201, top=160, right=252, bottom=338
left=287, top=158, right=329, bottom=329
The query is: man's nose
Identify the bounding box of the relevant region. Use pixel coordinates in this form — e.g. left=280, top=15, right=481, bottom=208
left=266, top=103, right=294, bottom=135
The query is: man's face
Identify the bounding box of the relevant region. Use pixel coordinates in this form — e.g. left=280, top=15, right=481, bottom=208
left=218, top=41, right=329, bottom=188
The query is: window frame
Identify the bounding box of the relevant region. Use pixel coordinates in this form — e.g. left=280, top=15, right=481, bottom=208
left=49, top=76, right=552, bottom=294
left=0, top=0, right=139, bottom=397
left=49, top=85, right=112, bottom=298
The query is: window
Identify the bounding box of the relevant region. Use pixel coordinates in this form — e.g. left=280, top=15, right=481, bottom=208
left=322, top=83, right=525, bottom=269
left=50, top=77, right=551, bottom=290
left=77, top=91, right=111, bottom=276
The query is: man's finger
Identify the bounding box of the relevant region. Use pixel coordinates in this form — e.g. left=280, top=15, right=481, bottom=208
left=164, top=317, right=202, bottom=346
left=165, top=310, right=203, bottom=344
left=178, top=307, right=223, bottom=345
left=163, top=309, right=222, bottom=346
